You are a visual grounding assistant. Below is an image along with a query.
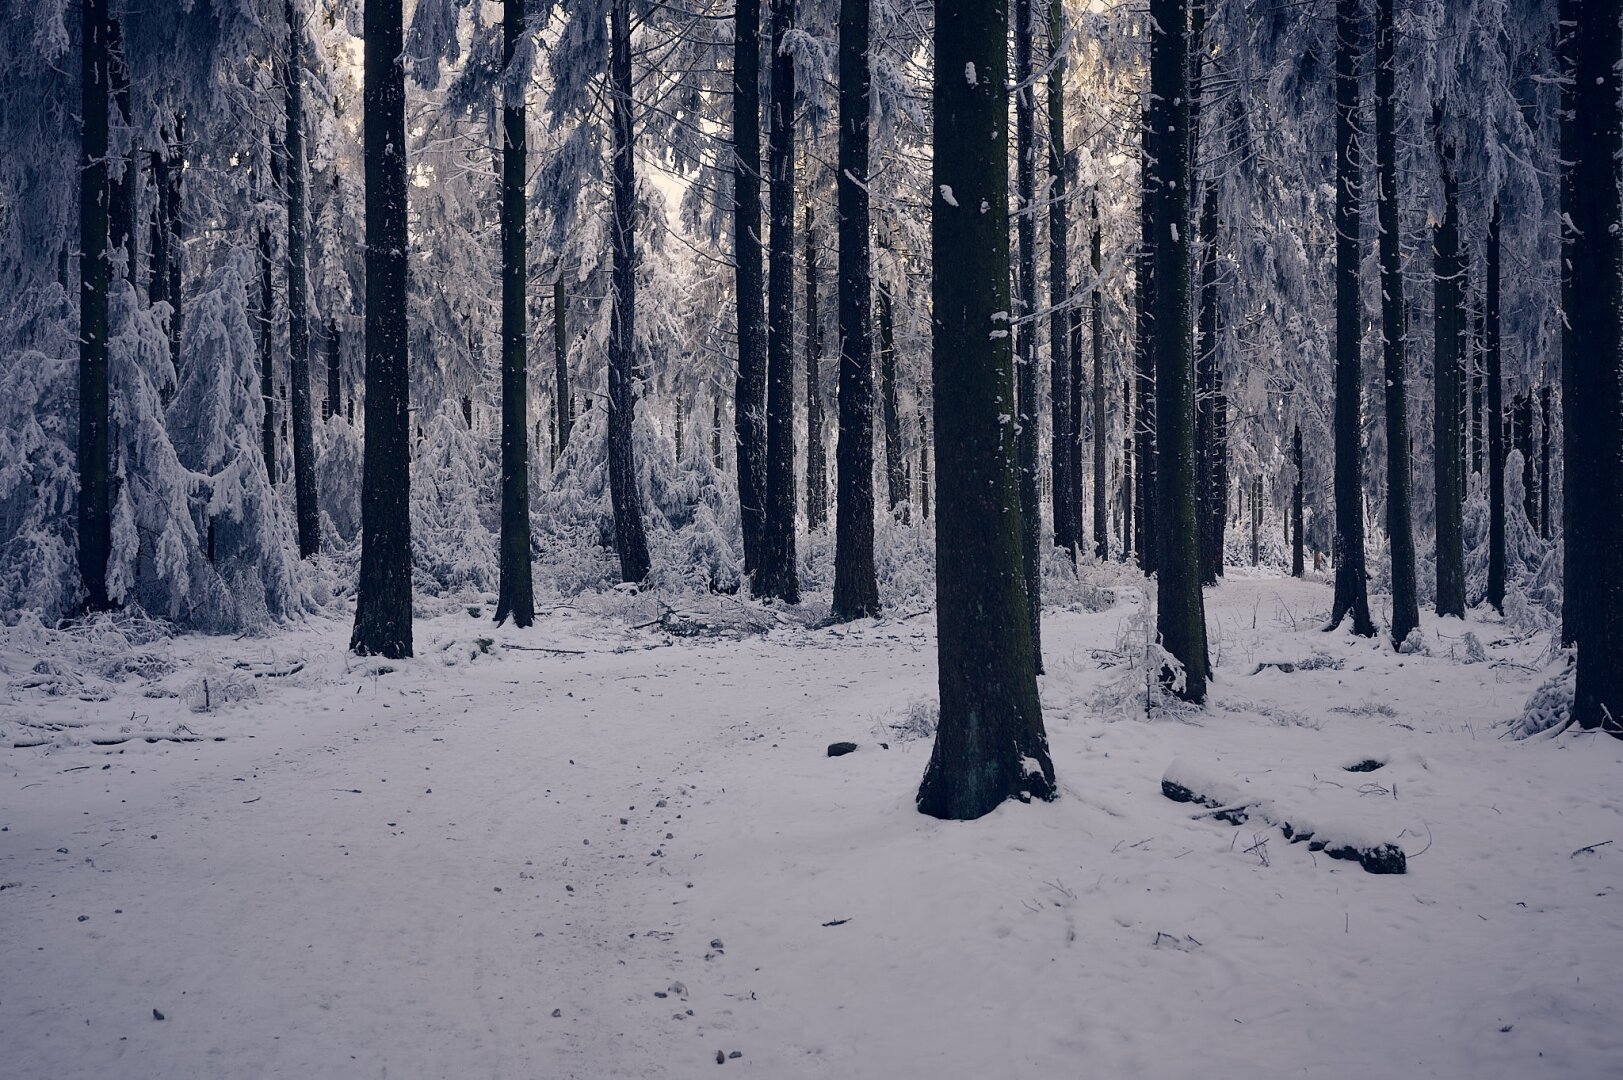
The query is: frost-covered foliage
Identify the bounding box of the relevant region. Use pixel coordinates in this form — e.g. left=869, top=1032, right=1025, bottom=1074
left=1508, top=654, right=1575, bottom=740
left=1462, top=457, right=1557, bottom=624
left=411, top=403, right=499, bottom=597
left=536, top=401, right=743, bottom=597
left=318, top=415, right=363, bottom=548
left=163, top=265, right=306, bottom=632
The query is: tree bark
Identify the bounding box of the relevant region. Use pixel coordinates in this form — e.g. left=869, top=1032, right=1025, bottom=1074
left=78, top=0, right=112, bottom=612
left=878, top=260, right=904, bottom=510
left=1293, top=426, right=1306, bottom=577
left=832, top=0, right=880, bottom=620
left=1486, top=200, right=1505, bottom=614
left=1134, top=129, right=1158, bottom=575
left=286, top=0, right=320, bottom=558
left=733, top=0, right=767, bottom=574
left=1432, top=119, right=1465, bottom=617
left=1329, top=0, right=1375, bottom=637
left=917, top=0, right=1055, bottom=821
left=1147, top=0, right=1207, bottom=700
left=1567, top=0, right=1623, bottom=734
left=607, top=0, right=651, bottom=584
left=554, top=274, right=571, bottom=455
left=754, top=0, right=799, bottom=603
left=1013, top=0, right=1042, bottom=669
left=494, top=0, right=534, bottom=625
left=1196, top=182, right=1221, bottom=586
left=1558, top=0, right=1580, bottom=646
left=1046, top=0, right=1074, bottom=556
left=1374, top=0, right=1417, bottom=645
left=351, top=0, right=413, bottom=658
left=325, top=317, right=340, bottom=421
left=258, top=200, right=277, bottom=487
left=805, top=205, right=827, bottom=529
left=1092, top=198, right=1108, bottom=560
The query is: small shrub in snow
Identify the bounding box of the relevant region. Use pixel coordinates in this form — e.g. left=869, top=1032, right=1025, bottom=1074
left=888, top=698, right=939, bottom=742
left=1458, top=632, right=1488, bottom=665
left=1507, top=655, right=1575, bottom=740
left=1397, top=628, right=1429, bottom=656
left=182, top=668, right=258, bottom=713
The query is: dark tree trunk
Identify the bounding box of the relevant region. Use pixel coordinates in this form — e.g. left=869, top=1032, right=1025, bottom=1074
left=1513, top=392, right=1535, bottom=526
left=832, top=0, right=880, bottom=620
left=149, top=138, right=171, bottom=311
left=1250, top=476, right=1261, bottom=567
left=675, top=395, right=685, bottom=459
left=259, top=208, right=277, bottom=487
left=607, top=0, right=651, bottom=584
left=754, top=0, right=799, bottom=602
left=1196, top=182, right=1221, bottom=586
left=1432, top=119, right=1465, bottom=617
left=1047, top=0, right=1074, bottom=556
left=1486, top=200, right=1505, bottom=614
left=918, top=0, right=1055, bottom=821
left=734, top=0, right=767, bottom=574
left=1148, top=0, right=1207, bottom=699
left=1567, top=0, right=1623, bottom=734
left=554, top=274, right=571, bottom=455
left=495, top=0, right=533, bottom=626
left=1212, top=381, right=1227, bottom=575
left=1329, top=0, right=1375, bottom=636
left=1539, top=385, right=1551, bottom=538
left=1293, top=425, right=1305, bottom=577
left=1375, top=0, right=1417, bottom=646
left=805, top=206, right=827, bottom=530
left=878, top=265, right=905, bottom=509
left=1092, top=198, right=1109, bottom=560
left=325, top=317, right=340, bottom=421
left=78, top=0, right=112, bottom=612
left=286, top=0, right=320, bottom=558
left=1013, top=0, right=1042, bottom=668
left=351, top=0, right=413, bottom=658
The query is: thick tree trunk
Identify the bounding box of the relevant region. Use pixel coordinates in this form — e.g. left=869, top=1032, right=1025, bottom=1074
left=1375, top=0, right=1417, bottom=646
left=1046, top=0, right=1074, bottom=556
left=1148, top=0, right=1207, bottom=700
left=607, top=0, right=651, bottom=584
left=805, top=206, right=827, bottom=530
left=1432, top=121, right=1465, bottom=617
left=754, top=0, right=799, bottom=602
left=832, top=0, right=880, bottom=620
left=325, top=317, right=341, bottom=421
left=1092, top=198, right=1108, bottom=560
left=286, top=0, right=320, bottom=558
left=1329, top=0, right=1375, bottom=637
left=1567, top=0, right=1623, bottom=734
left=1486, top=200, right=1505, bottom=614
left=919, top=410, right=931, bottom=521
left=1013, top=0, right=1042, bottom=669
left=918, top=0, right=1055, bottom=821
left=1558, top=0, right=1580, bottom=646
left=733, top=0, right=767, bottom=575
left=78, top=0, right=112, bottom=612
left=553, top=274, right=571, bottom=455
left=494, top=0, right=534, bottom=625
left=165, top=114, right=186, bottom=373
left=351, top=0, right=413, bottom=658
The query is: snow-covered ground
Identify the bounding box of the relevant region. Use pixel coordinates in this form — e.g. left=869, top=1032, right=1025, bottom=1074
left=3, top=571, right=1620, bottom=1079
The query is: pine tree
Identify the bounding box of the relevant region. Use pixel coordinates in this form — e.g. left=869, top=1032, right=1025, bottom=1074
left=804, top=206, right=827, bottom=530
left=1374, top=0, right=1417, bottom=646
left=554, top=274, right=571, bottom=455
left=351, top=0, right=413, bottom=658
left=494, top=0, right=534, bottom=626
left=878, top=248, right=905, bottom=511
left=1091, top=197, right=1109, bottom=561
left=1292, top=425, right=1305, bottom=578
left=754, top=0, right=799, bottom=603
left=1148, top=0, right=1207, bottom=701
left=1046, top=0, right=1074, bottom=556
left=286, top=0, right=320, bottom=559
left=1432, top=113, right=1465, bottom=618
left=607, top=0, right=651, bottom=584
left=1485, top=199, right=1504, bottom=614
left=1012, top=0, right=1042, bottom=668
left=831, top=0, right=881, bottom=621
left=1566, top=0, right=1623, bottom=735
left=918, top=0, right=1055, bottom=821
left=1329, top=0, right=1374, bottom=637
left=78, top=0, right=113, bottom=613
left=733, top=0, right=767, bottom=575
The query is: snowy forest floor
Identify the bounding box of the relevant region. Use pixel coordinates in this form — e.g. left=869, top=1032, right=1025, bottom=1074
left=3, top=570, right=1621, bottom=1079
